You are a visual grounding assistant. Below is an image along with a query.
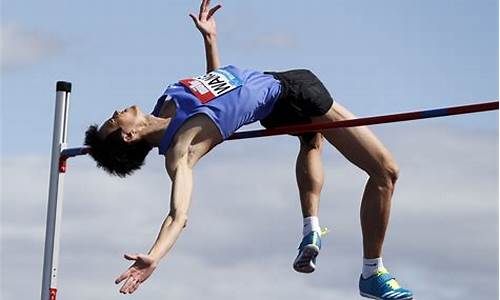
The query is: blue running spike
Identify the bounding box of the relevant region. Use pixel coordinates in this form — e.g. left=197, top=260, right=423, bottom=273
left=359, top=268, right=413, bottom=300
left=293, top=231, right=322, bottom=273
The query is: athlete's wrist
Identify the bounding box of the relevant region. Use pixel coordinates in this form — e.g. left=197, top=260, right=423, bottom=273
left=203, top=33, right=217, bottom=42
left=147, top=250, right=163, bottom=265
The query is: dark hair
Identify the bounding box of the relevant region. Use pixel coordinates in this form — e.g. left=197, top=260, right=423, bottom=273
left=84, top=124, right=153, bottom=177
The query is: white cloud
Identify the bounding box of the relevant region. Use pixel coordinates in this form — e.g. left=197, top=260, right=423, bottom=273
left=0, top=23, right=63, bottom=71
left=1, top=125, right=498, bottom=300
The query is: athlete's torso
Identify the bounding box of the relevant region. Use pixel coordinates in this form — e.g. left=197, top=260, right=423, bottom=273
left=151, top=65, right=281, bottom=155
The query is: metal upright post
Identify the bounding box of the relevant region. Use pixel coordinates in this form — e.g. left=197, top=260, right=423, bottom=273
left=41, top=81, right=72, bottom=300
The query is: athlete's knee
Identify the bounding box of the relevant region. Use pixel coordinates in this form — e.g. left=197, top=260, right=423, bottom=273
left=369, top=156, right=399, bottom=189
left=384, top=160, right=400, bottom=184
left=298, top=133, right=324, bottom=151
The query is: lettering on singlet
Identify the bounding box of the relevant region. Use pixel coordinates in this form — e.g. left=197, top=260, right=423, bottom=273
left=179, top=68, right=243, bottom=104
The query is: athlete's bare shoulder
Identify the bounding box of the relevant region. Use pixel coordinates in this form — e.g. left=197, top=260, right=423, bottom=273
left=164, top=114, right=223, bottom=173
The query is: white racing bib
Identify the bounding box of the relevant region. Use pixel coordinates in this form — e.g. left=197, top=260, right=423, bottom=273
left=179, top=68, right=243, bottom=104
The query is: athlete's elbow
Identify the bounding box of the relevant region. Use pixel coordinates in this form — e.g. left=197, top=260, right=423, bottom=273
left=170, top=211, right=189, bottom=228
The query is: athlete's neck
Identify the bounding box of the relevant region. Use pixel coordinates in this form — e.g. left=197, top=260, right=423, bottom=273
left=137, top=98, right=176, bottom=147
left=140, top=115, right=171, bottom=147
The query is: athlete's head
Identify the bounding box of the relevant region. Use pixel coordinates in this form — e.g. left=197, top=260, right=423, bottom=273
left=84, top=105, right=153, bottom=177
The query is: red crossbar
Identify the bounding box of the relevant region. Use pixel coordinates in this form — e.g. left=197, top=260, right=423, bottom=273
left=228, top=101, right=499, bottom=140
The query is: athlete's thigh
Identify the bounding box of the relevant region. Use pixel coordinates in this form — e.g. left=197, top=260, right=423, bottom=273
left=313, top=102, right=395, bottom=174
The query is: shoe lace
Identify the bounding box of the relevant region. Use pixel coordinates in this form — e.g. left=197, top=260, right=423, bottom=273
left=320, top=227, right=330, bottom=237
left=386, top=279, right=401, bottom=290
left=375, top=268, right=401, bottom=290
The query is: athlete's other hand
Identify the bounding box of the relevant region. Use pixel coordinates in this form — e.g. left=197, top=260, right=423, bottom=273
left=115, top=253, right=157, bottom=294
left=189, top=0, right=221, bottom=38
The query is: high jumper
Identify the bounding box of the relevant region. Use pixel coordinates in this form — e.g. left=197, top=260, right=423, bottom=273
left=82, top=1, right=414, bottom=298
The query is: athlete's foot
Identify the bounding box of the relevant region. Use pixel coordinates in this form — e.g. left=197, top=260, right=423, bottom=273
left=359, top=268, right=413, bottom=300
left=293, top=231, right=322, bottom=273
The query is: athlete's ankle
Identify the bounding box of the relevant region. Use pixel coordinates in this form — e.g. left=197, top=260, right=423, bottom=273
left=303, top=216, right=321, bottom=236
left=362, top=257, right=385, bottom=279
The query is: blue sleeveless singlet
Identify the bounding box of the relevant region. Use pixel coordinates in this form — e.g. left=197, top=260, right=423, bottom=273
left=151, top=65, right=281, bottom=155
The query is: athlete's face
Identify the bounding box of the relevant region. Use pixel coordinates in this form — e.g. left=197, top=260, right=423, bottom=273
left=98, top=105, right=144, bottom=142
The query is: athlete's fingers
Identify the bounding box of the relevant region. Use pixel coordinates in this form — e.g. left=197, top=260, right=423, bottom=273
left=120, top=277, right=135, bottom=294
left=207, top=4, right=222, bottom=20
left=124, top=253, right=139, bottom=261
left=129, top=281, right=141, bottom=294
left=189, top=13, right=200, bottom=26
left=204, top=0, right=211, bottom=11
left=115, top=271, right=130, bottom=284
left=199, top=0, right=209, bottom=18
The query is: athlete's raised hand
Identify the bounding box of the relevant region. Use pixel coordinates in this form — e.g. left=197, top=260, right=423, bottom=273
left=189, top=0, right=222, bottom=37
left=115, top=253, right=157, bottom=294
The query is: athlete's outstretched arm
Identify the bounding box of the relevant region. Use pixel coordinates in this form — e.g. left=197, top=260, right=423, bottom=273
left=114, top=114, right=222, bottom=295
left=114, top=155, right=193, bottom=295
left=189, top=0, right=222, bottom=72
left=148, top=156, right=193, bottom=263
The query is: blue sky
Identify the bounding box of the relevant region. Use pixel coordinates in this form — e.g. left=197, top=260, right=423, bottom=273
left=2, top=0, right=498, bottom=155
left=1, top=1, right=499, bottom=300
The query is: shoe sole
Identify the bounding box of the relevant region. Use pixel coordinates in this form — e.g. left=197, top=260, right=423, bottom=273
left=293, top=244, right=320, bottom=273
left=360, top=291, right=413, bottom=300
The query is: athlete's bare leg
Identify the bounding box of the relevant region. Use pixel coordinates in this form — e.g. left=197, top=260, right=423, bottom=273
left=293, top=133, right=325, bottom=273
left=295, top=133, right=324, bottom=218
left=314, top=102, right=399, bottom=259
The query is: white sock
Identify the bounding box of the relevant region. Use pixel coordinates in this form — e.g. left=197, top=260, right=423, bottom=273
left=362, top=257, right=385, bottom=279
left=303, top=216, right=321, bottom=236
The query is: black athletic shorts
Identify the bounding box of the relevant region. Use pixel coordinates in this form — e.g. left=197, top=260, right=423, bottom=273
left=260, top=69, right=334, bottom=130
